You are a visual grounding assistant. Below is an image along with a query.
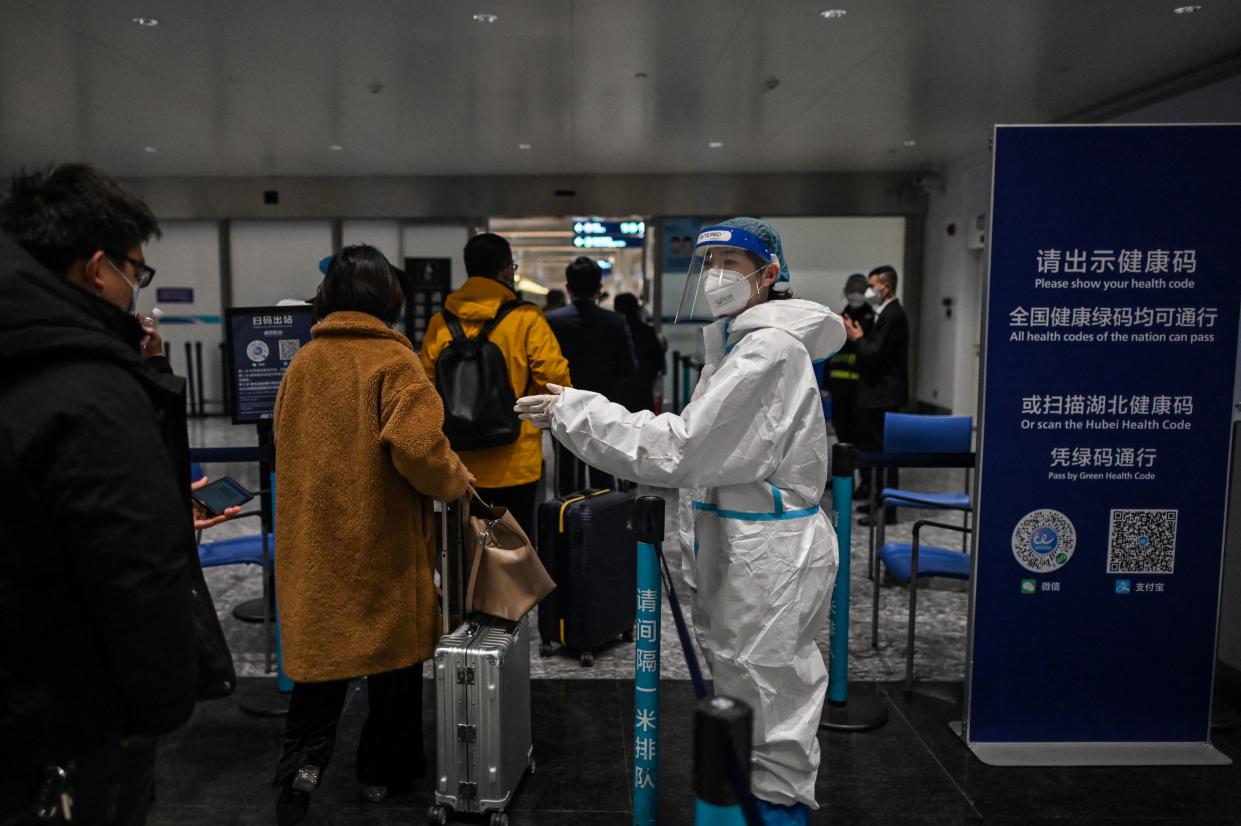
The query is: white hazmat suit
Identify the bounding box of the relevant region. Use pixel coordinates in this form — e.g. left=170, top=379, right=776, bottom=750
left=543, top=298, right=845, bottom=808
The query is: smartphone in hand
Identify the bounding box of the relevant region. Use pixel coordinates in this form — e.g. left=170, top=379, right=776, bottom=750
left=191, top=476, right=254, bottom=516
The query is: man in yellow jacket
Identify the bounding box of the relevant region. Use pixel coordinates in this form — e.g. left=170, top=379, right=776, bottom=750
left=420, top=233, right=571, bottom=536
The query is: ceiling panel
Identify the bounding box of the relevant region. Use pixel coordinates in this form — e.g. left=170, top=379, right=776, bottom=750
left=0, top=0, right=1237, bottom=177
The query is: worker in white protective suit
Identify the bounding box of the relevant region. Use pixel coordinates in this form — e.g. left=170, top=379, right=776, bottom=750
left=515, top=217, right=845, bottom=826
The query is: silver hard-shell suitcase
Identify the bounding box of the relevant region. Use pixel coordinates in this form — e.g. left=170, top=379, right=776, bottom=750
left=431, top=616, right=533, bottom=825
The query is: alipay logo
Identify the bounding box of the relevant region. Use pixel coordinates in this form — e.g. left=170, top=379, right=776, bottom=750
left=1115, top=579, right=1132, bottom=595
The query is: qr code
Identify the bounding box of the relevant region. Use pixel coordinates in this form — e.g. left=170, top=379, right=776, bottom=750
left=278, top=339, right=301, bottom=361
left=1107, top=509, right=1177, bottom=574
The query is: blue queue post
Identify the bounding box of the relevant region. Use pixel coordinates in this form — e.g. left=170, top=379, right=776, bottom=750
left=820, top=442, right=889, bottom=732
left=694, top=696, right=752, bottom=826
left=633, top=496, right=664, bottom=826
left=238, top=468, right=293, bottom=716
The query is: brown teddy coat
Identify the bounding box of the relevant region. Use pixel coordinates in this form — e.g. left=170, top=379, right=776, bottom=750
left=273, top=311, right=470, bottom=682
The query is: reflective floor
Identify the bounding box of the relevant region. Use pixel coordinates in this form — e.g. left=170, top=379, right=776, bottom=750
left=149, top=676, right=1241, bottom=825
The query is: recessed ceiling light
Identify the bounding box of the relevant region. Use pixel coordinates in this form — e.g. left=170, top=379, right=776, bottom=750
left=708, top=141, right=724, bottom=148
left=329, top=144, right=343, bottom=151
left=1172, top=4, right=1202, bottom=12
left=131, top=16, right=159, bottom=27
left=143, top=146, right=157, bottom=153
left=903, top=139, right=917, bottom=147
left=518, top=143, right=532, bottom=150
left=473, top=13, right=498, bottom=23
left=820, top=9, right=847, bottom=19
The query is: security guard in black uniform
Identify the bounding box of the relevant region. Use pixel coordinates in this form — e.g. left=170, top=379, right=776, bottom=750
left=826, top=273, right=875, bottom=446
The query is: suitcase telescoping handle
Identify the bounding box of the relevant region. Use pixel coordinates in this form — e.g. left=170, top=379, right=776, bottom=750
left=439, top=495, right=469, bottom=636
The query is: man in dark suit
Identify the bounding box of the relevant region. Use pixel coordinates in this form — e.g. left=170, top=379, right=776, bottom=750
left=843, top=264, right=909, bottom=525
left=546, top=257, right=638, bottom=491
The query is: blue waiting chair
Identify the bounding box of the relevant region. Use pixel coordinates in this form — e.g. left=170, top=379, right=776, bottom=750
left=874, top=520, right=972, bottom=692
left=879, top=412, right=973, bottom=511
left=871, top=413, right=973, bottom=577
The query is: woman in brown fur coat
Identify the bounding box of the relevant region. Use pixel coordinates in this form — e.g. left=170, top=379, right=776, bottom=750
left=271, top=245, right=471, bottom=824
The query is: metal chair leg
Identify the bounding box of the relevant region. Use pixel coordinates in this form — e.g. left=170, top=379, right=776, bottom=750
left=871, top=553, right=882, bottom=648
left=905, top=528, right=923, bottom=694
left=905, top=574, right=918, bottom=693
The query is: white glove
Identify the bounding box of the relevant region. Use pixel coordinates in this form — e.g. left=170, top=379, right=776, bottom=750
left=514, top=384, right=563, bottom=429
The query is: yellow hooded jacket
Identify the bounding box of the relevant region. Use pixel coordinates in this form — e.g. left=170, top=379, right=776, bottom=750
left=420, top=276, right=572, bottom=488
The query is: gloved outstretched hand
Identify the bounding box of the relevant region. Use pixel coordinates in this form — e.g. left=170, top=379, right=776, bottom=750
left=514, top=384, right=563, bottom=429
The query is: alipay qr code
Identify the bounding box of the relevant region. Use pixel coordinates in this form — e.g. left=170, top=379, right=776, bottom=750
left=1106, top=509, right=1177, bottom=574
left=278, top=339, right=302, bottom=361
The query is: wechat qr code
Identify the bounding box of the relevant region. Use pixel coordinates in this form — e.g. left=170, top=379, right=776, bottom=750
left=1106, top=509, right=1177, bottom=574
left=278, top=339, right=301, bottom=361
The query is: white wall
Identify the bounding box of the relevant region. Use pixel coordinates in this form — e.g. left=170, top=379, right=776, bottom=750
left=230, top=221, right=333, bottom=306
left=139, top=221, right=226, bottom=412
left=760, top=216, right=906, bottom=308
left=915, top=151, right=991, bottom=416
left=400, top=223, right=471, bottom=288
left=342, top=220, right=401, bottom=264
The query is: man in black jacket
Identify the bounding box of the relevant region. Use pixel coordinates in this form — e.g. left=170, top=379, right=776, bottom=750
left=0, top=165, right=233, bottom=825
left=844, top=265, right=910, bottom=525
left=545, top=257, right=638, bottom=491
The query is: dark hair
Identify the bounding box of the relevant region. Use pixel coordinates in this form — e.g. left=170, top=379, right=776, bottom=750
left=868, top=265, right=898, bottom=292
left=463, top=233, right=513, bottom=279
left=845, top=273, right=868, bottom=293
left=544, top=288, right=566, bottom=309
left=613, top=292, right=641, bottom=319
left=0, top=163, right=160, bottom=277
left=312, top=244, right=405, bottom=323
left=565, top=256, right=602, bottom=298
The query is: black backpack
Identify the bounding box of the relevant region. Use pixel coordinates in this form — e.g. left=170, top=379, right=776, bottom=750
left=435, top=299, right=530, bottom=451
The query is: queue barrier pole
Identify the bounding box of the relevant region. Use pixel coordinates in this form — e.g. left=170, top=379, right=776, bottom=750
left=632, top=496, right=663, bottom=826
left=694, top=696, right=752, bottom=826
left=821, top=442, right=889, bottom=732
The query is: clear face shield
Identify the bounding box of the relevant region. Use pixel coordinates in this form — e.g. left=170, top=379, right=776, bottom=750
left=674, top=226, right=779, bottom=322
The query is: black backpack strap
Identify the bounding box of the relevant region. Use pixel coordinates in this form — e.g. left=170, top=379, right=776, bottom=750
left=477, top=299, right=532, bottom=341
left=442, top=310, right=467, bottom=341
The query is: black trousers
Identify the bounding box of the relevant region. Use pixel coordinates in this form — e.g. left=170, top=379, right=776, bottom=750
left=554, top=443, right=614, bottom=495
left=275, top=664, right=425, bottom=791
left=475, top=481, right=539, bottom=540
left=857, top=406, right=901, bottom=494
left=829, top=389, right=862, bottom=446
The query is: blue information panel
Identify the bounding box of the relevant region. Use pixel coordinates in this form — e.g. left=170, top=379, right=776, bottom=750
left=226, top=305, right=314, bottom=424
left=968, top=125, right=1241, bottom=757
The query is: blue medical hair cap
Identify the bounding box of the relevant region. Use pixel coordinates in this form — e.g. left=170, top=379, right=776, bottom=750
left=719, top=217, right=790, bottom=288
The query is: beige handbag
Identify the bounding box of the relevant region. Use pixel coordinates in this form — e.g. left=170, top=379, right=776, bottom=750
left=465, top=489, right=556, bottom=621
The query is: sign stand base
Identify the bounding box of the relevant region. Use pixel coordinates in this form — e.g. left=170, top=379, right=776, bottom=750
left=821, top=689, right=889, bottom=732
left=239, top=679, right=291, bottom=718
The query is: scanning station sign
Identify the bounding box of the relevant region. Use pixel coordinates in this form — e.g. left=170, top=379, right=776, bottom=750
left=226, top=306, right=313, bottom=424
left=966, top=125, right=1241, bottom=764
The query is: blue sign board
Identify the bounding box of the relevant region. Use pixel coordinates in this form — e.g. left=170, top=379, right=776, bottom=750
left=225, top=305, right=314, bottom=424
left=155, top=287, right=194, bottom=303
left=967, top=125, right=1241, bottom=763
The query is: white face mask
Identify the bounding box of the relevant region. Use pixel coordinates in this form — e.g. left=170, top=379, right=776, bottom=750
left=106, top=257, right=142, bottom=314
left=703, top=267, right=761, bottom=317
left=846, top=293, right=866, bottom=308
left=864, top=286, right=883, bottom=307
